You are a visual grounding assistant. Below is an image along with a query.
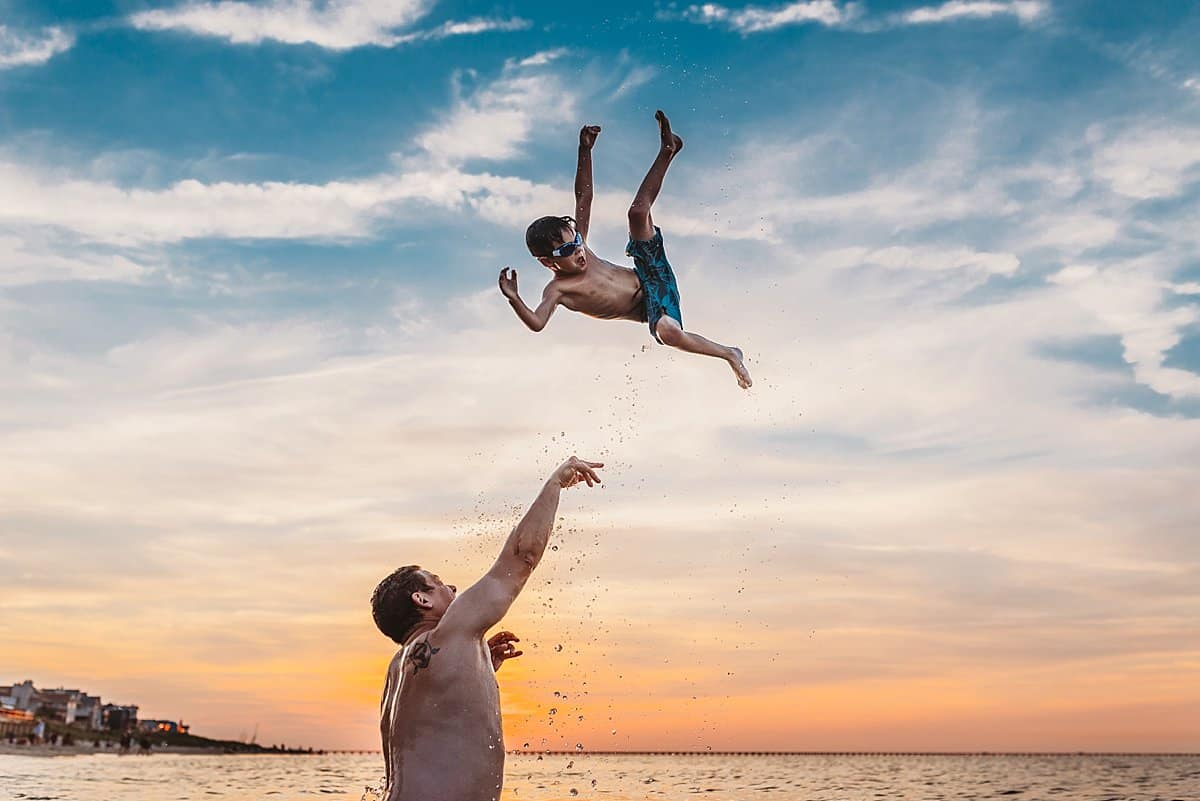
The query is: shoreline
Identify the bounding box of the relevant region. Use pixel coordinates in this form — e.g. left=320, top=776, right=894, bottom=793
left=1, top=744, right=245, bottom=758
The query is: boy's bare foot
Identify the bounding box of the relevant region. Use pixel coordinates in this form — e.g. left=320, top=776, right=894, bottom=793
left=728, top=347, right=752, bottom=389
left=655, top=109, right=684, bottom=156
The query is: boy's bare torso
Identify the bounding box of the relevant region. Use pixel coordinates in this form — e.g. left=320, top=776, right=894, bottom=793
left=380, top=630, right=504, bottom=801
left=549, top=247, right=646, bottom=323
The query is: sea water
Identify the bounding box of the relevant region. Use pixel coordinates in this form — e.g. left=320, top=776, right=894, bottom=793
left=2, top=752, right=1197, bottom=800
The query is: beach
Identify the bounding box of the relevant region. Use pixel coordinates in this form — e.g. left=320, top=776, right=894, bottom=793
left=0, top=741, right=224, bottom=758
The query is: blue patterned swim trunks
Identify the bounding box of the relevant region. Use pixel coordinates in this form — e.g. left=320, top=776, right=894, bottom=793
left=626, top=226, right=682, bottom=344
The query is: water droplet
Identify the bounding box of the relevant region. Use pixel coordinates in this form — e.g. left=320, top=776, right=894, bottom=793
left=554, top=644, right=563, bottom=652
left=575, top=742, right=584, bottom=751
left=569, top=790, right=578, bottom=797
left=548, top=708, right=557, bottom=716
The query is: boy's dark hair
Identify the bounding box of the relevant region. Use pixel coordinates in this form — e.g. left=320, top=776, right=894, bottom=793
left=371, top=565, right=432, bottom=645
left=525, top=215, right=576, bottom=257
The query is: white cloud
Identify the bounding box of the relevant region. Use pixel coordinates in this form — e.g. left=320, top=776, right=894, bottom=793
left=413, top=52, right=578, bottom=165
left=609, top=65, right=658, bottom=101
left=0, top=235, right=152, bottom=286
left=681, top=0, right=858, bottom=32
left=396, top=16, right=529, bottom=43
left=0, top=160, right=548, bottom=245
left=898, top=0, right=1046, bottom=26
left=0, top=24, right=74, bottom=69
left=1050, top=262, right=1200, bottom=399
left=826, top=245, right=1019, bottom=276
left=1090, top=125, right=1200, bottom=200
left=129, top=0, right=526, bottom=50
left=679, top=0, right=1046, bottom=33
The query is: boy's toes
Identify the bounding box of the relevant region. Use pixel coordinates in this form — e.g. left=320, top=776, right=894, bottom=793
left=656, top=110, right=675, bottom=145
left=729, top=348, right=752, bottom=389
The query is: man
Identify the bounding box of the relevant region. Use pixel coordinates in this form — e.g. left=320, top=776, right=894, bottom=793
left=371, top=455, right=604, bottom=801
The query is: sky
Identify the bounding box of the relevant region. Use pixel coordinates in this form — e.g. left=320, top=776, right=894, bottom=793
left=1, top=0, right=1198, bottom=754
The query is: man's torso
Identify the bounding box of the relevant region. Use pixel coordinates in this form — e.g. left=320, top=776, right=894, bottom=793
left=381, top=629, right=504, bottom=801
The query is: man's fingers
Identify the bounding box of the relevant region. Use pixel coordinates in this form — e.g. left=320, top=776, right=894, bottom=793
left=509, top=650, right=523, bottom=659
left=569, top=457, right=604, bottom=469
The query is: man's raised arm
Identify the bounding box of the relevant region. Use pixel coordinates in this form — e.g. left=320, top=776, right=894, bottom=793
left=574, top=125, right=600, bottom=241
left=441, top=457, right=603, bottom=636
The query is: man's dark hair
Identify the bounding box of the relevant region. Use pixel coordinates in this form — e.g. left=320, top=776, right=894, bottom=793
left=526, top=215, right=576, bottom=257
left=371, top=565, right=431, bottom=645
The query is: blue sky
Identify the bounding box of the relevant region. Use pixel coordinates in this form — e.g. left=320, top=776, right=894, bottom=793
left=3, top=1, right=1200, bottom=752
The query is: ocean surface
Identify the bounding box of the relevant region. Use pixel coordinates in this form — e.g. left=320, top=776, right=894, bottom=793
left=2, top=752, right=1198, bottom=800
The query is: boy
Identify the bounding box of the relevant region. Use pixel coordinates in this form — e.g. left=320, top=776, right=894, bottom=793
left=498, top=110, right=752, bottom=388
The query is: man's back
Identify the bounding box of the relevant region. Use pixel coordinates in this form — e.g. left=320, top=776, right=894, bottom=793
left=381, top=629, right=504, bottom=801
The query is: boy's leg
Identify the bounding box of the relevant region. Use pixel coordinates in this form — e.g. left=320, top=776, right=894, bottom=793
left=628, top=110, right=684, bottom=242
left=654, top=316, right=753, bottom=389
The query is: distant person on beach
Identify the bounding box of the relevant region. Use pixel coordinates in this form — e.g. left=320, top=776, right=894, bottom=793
left=498, top=110, right=752, bottom=388
left=371, top=456, right=603, bottom=801
left=31, top=720, right=44, bottom=745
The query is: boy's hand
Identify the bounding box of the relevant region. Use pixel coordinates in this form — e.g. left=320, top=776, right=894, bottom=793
left=579, top=125, right=601, bottom=149
left=552, top=456, right=604, bottom=489
left=498, top=267, right=520, bottom=300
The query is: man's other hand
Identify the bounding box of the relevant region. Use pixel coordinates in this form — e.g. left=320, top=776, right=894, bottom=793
left=488, top=631, right=523, bottom=671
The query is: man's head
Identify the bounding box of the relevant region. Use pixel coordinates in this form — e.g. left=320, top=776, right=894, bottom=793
left=370, top=566, right=457, bottom=645
left=526, top=215, right=587, bottom=274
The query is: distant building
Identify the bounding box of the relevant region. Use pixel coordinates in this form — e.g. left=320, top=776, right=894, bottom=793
left=3, top=680, right=183, bottom=735
left=1, top=680, right=103, bottom=730
left=0, top=680, right=36, bottom=712
left=29, top=688, right=103, bottom=729
left=102, top=703, right=139, bottom=731
left=139, top=719, right=189, bottom=735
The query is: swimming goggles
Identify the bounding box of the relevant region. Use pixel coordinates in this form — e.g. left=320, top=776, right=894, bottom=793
left=550, top=231, right=583, bottom=258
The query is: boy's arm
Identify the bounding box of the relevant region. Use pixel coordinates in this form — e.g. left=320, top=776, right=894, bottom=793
left=439, top=457, right=603, bottom=637
left=499, top=268, right=560, bottom=332
left=575, top=125, right=600, bottom=241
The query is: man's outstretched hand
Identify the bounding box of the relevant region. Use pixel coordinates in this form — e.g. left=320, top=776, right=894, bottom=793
left=553, top=456, right=603, bottom=489
left=498, top=267, right=519, bottom=300
left=488, top=631, right=523, bottom=672
left=579, top=125, right=601, bottom=149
